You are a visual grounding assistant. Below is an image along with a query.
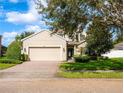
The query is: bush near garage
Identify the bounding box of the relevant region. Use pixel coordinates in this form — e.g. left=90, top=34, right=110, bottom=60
left=21, top=54, right=29, bottom=61
left=74, top=55, right=90, bottom=63
left=6, top=41, right=21, bottom=60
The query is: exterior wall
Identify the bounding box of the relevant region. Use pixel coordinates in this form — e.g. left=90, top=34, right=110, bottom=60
left=78, top=42, right=86, bottom=48
left=22, top=31, right=67, bottom=61
left=74, top=42, right=86, bottom=55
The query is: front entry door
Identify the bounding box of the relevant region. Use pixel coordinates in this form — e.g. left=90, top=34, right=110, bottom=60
left=67, top=48, right=74, bottom=59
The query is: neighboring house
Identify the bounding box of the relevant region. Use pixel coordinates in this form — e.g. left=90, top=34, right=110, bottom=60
left=21, top=30, right=86, bottom=61
left=102, top=42, right=123, bottom=58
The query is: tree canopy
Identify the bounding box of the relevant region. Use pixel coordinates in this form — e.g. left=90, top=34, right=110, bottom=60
left=86, top=17, right=113, bottom=56
left=37, top=0, right=122, bottom=41
left=6, top=41, right=21, bottom=60
left=15, top=31, right=34, bottom=41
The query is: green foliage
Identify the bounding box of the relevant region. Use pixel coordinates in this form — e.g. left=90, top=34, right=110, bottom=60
left=21, top=54, right=28, bottom=61
left=97, top=56, right=108, bottom=61
left=58, top=71, right=122, bottom=78
left=74, top=55, right=90, bottom=63
left=15, top=31, right=34, bottom=41
left=0, top=63, right=16, bottom=70
left=6, top=41, right=21, bottom=60
left=0, top=58, right=22, bottom=64
left=42, top=0, right=87, bottom=39
left=38, top=0, right=122, bottom=41
left=86, top=17, right=113, bottom=56
left=60, top=58, right=123, bottom=71
left=74, top=55, right=108, bottom=63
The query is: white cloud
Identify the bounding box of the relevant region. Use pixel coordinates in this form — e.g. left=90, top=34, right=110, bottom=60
left=2, top=0, right=49, bottom=46
left=6, top=11, right=38, bottom=23
left=6, top=0, right=40, bottom=24
left=3, top=31, right=17, bottom=38
left=9, top=0, right=18, bottom=3
left=2, top=31, right=18, bottom=46
left=25, top=25, right=41, bottom=32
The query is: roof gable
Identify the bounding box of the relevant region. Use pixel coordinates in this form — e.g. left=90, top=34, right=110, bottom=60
left=21, top=30, right=67, bottom=42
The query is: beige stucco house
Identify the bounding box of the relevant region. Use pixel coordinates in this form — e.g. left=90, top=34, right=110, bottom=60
left=21, top=30, right=86, bottom=61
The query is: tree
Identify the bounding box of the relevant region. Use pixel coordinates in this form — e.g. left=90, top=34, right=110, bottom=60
left=37, top=0, right=88, bottom=40
left=85, top=0, right=123, bottom=29
left=85, top=0, right=123, bottom=43
left=86, top=17, right=113, bottom=56
left=37, top=0, right=122, bottom=41
left=6, top=41, right=21, bottom=60
left=15, top=31, right=34, bottom=41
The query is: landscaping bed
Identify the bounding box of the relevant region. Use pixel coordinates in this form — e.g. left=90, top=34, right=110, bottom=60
left=60, top=58, right=123, bottom=71
left=58, top=57, right=123, bottom=78
left=0, top=58, right=22, bottom=64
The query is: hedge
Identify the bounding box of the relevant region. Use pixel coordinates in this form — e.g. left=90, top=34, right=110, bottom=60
left=0, top=59, right=22, bottom=64
left=74, top=55, right=90, bottom=63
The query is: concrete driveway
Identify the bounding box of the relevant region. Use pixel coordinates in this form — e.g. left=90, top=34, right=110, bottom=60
left=0, top=61, right=59, bottom=79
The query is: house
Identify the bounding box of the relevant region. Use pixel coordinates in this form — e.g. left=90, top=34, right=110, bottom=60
left=21, top=30, right=86, bottom=61
left=102, top=42, right=123, bottom=58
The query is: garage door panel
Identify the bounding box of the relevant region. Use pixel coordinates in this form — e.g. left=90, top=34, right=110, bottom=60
left=29, top=47, right=61, bottom=61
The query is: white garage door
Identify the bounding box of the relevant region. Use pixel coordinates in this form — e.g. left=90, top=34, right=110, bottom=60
left=29, top=47, right=61, bottom=61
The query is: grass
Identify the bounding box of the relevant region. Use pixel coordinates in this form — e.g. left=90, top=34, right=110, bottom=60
left=0, top=56, right=21, bottom=70
left=58, top=71, right=123, bottom=78
left=0, top=63, right=16, bottom=70
left=59, top=57, right=123, bottom=78
left=60, top=58, right=123, bottom=71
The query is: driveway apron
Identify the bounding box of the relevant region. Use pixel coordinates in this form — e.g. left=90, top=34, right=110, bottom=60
left=0, top=61, right=59, bottom=79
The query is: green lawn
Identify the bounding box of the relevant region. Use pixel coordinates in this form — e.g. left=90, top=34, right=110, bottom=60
left=59, top=58, right=123, bottom=78
left=60, top=58, right=123, bottom=71
left=58, top=71, right=123, bottom=78
left=0, top=63, right=16, bottom=70
left=0, top=57, right=21, bottom=70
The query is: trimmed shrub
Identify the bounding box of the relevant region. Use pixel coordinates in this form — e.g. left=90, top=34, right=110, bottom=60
left=60, top=58, right=123, bottom=71
left=97, top=56, right=109, bottom=60
left=6, top=41, right=21, bottom=60
left=89, top=56, right=97, bottom=60
left=74, top=55, right=90, bottom=63
left=21, top=54, right=28, bottom=61
left=0, top=59, right=22, bottom=64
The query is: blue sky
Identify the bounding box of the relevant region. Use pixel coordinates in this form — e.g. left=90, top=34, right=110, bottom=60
left=0, top=0, right=48, bottom=46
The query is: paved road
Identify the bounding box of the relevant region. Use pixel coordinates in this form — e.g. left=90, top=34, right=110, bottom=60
left=0, top=79, right=122, bottom=93
left=0, top=61, right=122, bottom=93
left=0, top=61, right=59, bottom=79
